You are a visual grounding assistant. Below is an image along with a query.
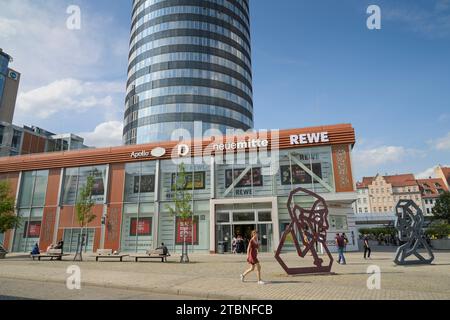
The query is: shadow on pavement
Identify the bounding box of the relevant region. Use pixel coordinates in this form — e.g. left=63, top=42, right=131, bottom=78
left=265, top=280, right=312, bottom=285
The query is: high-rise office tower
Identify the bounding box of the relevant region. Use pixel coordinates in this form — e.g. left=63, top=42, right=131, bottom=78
left=0, top=49, right=20, bottom=124
left=123, top=0, right=253, bottom=144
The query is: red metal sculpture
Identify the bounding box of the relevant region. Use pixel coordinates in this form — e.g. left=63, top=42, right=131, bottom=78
left=275, top=187, right=334, bottom=275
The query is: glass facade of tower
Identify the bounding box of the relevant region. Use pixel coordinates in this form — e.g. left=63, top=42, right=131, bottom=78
left=0, top=52, right=9, bottom=102
left=124, top=0, right=253, bottom=145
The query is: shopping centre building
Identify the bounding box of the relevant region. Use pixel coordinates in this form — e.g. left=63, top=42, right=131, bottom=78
left=0, top=123, right=358, bottom=254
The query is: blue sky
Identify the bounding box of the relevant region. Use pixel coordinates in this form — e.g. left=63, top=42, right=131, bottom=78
left=0, top=0, right=449, bottom=180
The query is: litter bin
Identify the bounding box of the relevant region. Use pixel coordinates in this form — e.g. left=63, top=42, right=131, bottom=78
left=218, top=241, right=226, bottom=254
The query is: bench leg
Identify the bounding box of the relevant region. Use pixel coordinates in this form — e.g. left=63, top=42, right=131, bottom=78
left=135, top=257, right=138, bottom=262
left=120, top=257, right=123, bottom=262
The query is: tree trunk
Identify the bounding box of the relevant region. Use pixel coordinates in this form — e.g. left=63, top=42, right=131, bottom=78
left=73, top=226, right=84, bottom=261
left=180, top=220, right=190, bottom=263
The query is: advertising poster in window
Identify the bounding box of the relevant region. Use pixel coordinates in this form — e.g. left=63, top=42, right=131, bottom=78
left=23, top=221, right=41, bottom=238
left=91, top=171, right=105, bottom=201
left=130, top=217, right=152, bottom=236
left=280, top=163, right=323, bottom=185
left=175, top=216, right=199, bottom=245
left=171, top=172, right=205, bottom=190
left=134, top=175, right=155, bottom=193
left=225, top=168, right=263, bottom=188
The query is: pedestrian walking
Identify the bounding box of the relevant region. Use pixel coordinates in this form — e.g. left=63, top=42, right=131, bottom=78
left=232, top=236, right=237, bottom=254
left=240, top=230, right=265, bottom=285
left=335, top=233, right=347, bottom=264
left=342, top=232, right=349, bottom=252
left=363, top=234, right=371, bottom=259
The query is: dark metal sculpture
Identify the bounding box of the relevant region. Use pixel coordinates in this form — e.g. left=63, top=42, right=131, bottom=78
left=394, top=200, right=434, bottom=265
left=275, top=187, right=333, bottom=275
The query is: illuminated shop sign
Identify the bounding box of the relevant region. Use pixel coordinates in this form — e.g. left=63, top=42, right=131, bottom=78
left=130, top=147, right=167, bottom=159
left=290, top=132, right=330, bottom=145
left=213, top=139, right=269, bottom=152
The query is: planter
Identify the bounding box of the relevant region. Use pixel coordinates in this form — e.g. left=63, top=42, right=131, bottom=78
left=431, top=239, right=450, bottom=250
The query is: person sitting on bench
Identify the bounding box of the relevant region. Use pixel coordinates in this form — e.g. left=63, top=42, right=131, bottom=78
left=156, top=243, right=169, bottom=256
left=31, top=243, right=40, bottom=255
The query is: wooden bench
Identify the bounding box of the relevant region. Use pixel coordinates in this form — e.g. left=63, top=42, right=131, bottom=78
left=31, top=249, right=69, bottom=261
left=93, top=249, right=129, bottom=262
left=131, top=249, right=170, bottom=263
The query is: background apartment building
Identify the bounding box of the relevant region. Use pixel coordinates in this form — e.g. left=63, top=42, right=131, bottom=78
left=0, top=49, right=90, bottom=158
left=354, top=173, right=448, bottom=216
left=354, top=174, right=421, bottom=214
left=435, top=165, right=450, bottom=189
left=0, top=122, right=89, bottom=157
left=417, top=178, right=448, bottom=215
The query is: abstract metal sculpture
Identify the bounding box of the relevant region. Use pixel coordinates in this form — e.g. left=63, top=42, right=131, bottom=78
left=275, top=187, right=334, bottom=275
left=394, top=200, right=434, bottom=265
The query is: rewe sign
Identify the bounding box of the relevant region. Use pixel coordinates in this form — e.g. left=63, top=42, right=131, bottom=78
left=290, top=132, right=329, bottom=145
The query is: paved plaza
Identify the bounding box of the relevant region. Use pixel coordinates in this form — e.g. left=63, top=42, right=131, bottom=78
left=0, top=250, right=449, bottom=300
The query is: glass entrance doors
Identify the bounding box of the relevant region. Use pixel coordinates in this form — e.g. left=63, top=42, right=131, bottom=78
left=216, top=210, right=273, bottom=253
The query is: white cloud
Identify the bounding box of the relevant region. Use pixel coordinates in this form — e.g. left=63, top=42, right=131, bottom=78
left=353, top=146, right=422, bottom=168
left=16, top=79, right=123, bottom=119
left=79, top=121, right=123, bottom=148
left=0, top=0, right=129, bottom=135
left=434, top=132, right=450, bottom=151
left=416, top=164, right=450, bottom=179
left=383, top=1, right=450, bottom=38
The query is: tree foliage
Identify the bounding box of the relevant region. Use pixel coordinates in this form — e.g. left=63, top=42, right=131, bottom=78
left=75, top=175, right=96, bottom=228
left=432, top=192, right=450, bottom=223
left=358, top=227, right=396, bottom=237
left=166, top=163, right=193, bottom=221
left=425, top=222, right=450, bottom=239
left=0, top=180, right=19, bottom=234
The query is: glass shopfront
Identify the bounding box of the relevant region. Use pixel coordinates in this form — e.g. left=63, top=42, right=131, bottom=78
left=63, top=228, right=95, bottom=253
left=12, top=170, right=48, bottom=253
left=215, top=204, right=273, bottom=254
left=121, top=203, right=154, bottom=252
left=121, top=161, right=157, bottom=252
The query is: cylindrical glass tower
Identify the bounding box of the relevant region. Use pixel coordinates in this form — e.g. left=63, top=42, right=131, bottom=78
left=123, top=0, right=253, bottom=145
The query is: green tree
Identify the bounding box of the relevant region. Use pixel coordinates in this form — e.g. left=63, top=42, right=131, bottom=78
left=74, top=175, right=96, bottom=261
left=432, top=192, right=450, bottom=223
left=0, top=180, right=19, bottom=235
left=166, top=163, right=193, bottom=263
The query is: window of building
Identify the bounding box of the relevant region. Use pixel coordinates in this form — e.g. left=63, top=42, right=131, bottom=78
left=62, top=166, right=107, bottom=205
left=12, top=170, right=49, bottom=253
left=11, top=130, right=22, bottom=150
left=0, top=125, right=4, bottom=146
left=120, top=203, right=155, bottom=253
left=124, top=162, right=156, bottom=203
left=358, top=208, right=362, bottom=213
left=0, top=74, right=5, bottom=100
left=365, top=208, right=368, bottom=213
left=329, top=215, right=348, bottom=230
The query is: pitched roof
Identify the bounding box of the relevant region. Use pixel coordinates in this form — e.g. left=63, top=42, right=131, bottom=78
left=417, top=178, right=448, bottom=198
left=357, top=174, right=417, bottom=188
left=441, top=167, right=450, bottom=186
